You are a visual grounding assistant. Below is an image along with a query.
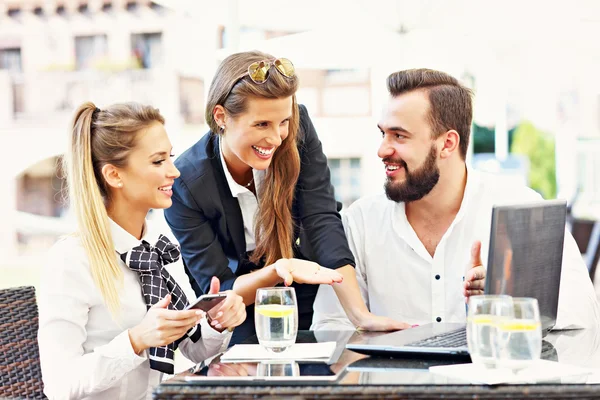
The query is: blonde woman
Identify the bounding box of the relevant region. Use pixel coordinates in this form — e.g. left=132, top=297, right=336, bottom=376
left=38, top=102, right=246, bottom=400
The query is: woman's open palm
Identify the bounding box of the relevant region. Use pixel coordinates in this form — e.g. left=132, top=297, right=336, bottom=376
left=274, top=258, right=344, bottom=286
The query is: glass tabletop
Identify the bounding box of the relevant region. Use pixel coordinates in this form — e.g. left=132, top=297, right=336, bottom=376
left=340, top=327, right=600, bottom=385
left=165, top=328, right=600, bottom=387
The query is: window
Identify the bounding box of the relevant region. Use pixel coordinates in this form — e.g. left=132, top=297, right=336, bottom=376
left=0, top=48, right=22, bottom=72
left=131, top=32, right=163, bottom=69
left=328, top=157, right=362, bottom=209
left=126, top=1, right=139, bottom=12
left=7, top=8, right=22, bottom=18
left=75, top=35, right=108, bottom=70
left=179, top=76, right=205, bottom=124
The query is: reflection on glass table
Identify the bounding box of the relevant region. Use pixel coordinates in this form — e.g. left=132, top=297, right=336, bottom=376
left=346, top=328, right=600, bottom=385
left=183, top=354, right=342, bottom=385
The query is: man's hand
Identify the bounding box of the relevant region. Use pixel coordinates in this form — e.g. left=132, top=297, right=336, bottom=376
left=463, top=240, right=486, bottom=301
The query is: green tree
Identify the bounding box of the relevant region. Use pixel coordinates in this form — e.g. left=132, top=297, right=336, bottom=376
left=472, top=123, right=517, bottom=154
left=510, top=121, right=557, bottom=199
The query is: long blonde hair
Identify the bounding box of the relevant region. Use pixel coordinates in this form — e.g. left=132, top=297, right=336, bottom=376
left=205, top=51, right=300, bottom=267
left=64, top=102, right=165, bottom=315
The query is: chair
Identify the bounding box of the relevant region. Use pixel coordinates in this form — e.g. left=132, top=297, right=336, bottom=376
left=569, top=216, right=600, bottom=284
left=0, top=286, right=46, bottom=399
left=585, top=222, right=600, bottom=284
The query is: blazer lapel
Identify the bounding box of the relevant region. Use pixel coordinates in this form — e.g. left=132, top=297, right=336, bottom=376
left=209, top=135, right=247, bottom=261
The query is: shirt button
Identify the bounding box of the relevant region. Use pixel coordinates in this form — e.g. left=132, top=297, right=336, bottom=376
left=436, top=317, right=442, bottom=322
left=435, top=274, right=441, bottom=280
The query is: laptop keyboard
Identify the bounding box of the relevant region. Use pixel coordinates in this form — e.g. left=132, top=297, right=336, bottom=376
left=407, top=328, right=467, bottom=348
left=406, top=328, right=555, bottom=354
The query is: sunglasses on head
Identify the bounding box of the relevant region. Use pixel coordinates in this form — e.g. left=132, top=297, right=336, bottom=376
left=221, top=58, right=296, bottom=104
left=246, top=57, right=295, bottom=84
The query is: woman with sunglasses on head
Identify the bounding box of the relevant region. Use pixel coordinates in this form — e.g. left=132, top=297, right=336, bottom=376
left=38, top=102, right=246, bottom=400
left=164, top=51, right=409, bottom=345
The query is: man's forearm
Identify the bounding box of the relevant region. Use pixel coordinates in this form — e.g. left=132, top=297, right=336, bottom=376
left=331, top=264, right=370, bottom=327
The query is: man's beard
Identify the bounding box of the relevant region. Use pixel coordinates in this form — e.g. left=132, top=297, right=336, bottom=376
left=384, top=145, right=440, bottom=203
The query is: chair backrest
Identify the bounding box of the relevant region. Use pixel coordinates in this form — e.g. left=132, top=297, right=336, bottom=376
left=586, top=222, right=600, bottom=284
left=0, top=286, right=46, bottom=399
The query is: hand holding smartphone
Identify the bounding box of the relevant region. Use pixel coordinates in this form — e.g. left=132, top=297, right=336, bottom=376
left=186, top=293, right=227, bottom=312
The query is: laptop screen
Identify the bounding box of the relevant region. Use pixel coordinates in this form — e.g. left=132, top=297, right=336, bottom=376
left=485, top=200, right=567, bottom=332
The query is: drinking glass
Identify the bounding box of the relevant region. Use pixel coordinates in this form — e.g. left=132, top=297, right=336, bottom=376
left=494, top=297, right=542, bottom=370
left=256, top=361, right=300, bottom=377
left=466, top=295, right=512, bottom=367
left=255, top=287, right=298, bottom=353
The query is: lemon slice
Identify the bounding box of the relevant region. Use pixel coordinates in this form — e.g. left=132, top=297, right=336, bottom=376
left=499, top=320, right=540, bottom=331
left=256, top=305, right=295, bottom=318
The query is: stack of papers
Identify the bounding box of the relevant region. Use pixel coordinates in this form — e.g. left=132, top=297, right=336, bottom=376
left=430, top=360, right=593, bottom=384
left=220, top=342, right=337, bottom=363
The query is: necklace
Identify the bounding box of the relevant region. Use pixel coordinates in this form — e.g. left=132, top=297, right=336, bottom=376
left=244, top=177, right=254, bottom=188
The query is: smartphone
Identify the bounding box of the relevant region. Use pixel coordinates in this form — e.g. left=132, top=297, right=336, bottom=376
left=186, top=293, right=227, bottom=312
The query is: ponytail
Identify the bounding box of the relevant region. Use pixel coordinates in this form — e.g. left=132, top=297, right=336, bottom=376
left=64, top=103, right=121, bottom=314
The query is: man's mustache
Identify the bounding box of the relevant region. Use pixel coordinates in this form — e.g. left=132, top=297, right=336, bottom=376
left=382, top=157, right=408, bottom=170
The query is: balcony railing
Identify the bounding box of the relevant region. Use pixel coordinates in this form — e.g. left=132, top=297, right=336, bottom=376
left=8, top=69, right=177, bottom=119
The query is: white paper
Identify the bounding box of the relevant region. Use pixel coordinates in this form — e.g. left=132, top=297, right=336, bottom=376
left=429, top=360, right=593, bottom=385
left=220, top=342, right=337, bottom=363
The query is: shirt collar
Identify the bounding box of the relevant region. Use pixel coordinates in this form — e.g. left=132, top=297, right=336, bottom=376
left=219, top=136, right=264, bottom=198
left=109, top=218, right=157, bottom=255
left=219, top=136, right=252, bottom=198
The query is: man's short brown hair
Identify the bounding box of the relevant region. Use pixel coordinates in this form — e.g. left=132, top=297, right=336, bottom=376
left=387, top=68, right=473, bottom=159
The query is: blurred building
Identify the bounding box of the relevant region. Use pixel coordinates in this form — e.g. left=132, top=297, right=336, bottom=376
left=0, top=0, right=374, bottom=260
left=0, top=0, right=214, bottom=257
left=3, top=0, right=600, bottom=263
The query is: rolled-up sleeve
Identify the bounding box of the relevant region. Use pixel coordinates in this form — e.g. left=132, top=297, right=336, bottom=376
left=294, top=105, right=355, bottom=270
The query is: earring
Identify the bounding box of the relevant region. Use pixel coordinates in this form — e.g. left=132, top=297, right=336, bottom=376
left=220, top=125, right=225, bottom=132
left=118, top=182, right=123, bottom=188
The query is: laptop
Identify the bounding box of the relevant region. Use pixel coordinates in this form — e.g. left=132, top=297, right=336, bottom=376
left=346, top=200, right=567, bottom=357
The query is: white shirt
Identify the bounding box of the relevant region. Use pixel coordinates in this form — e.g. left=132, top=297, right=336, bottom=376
left=38, top=219, right=232, bottom=400
left=219, top=137, right=264, bottom=252
left=311, top=169, right=600, bottom=331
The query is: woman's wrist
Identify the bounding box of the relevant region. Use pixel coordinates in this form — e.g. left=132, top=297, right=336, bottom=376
left=128, top=327, right=145, bottom=354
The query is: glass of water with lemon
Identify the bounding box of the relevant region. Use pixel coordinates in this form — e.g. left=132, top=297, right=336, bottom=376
left=255, top=287, right=298, bottom=353
left=494, top=297, right=542, bottom=370
left=467, top=295, right=512, bottom=367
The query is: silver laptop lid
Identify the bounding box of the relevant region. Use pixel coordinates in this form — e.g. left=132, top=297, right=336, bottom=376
left=484, top=200, right=567, bottom=332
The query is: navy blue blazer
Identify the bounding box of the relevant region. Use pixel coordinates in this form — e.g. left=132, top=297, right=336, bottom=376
left=165, top=105, right=355, bottom=344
